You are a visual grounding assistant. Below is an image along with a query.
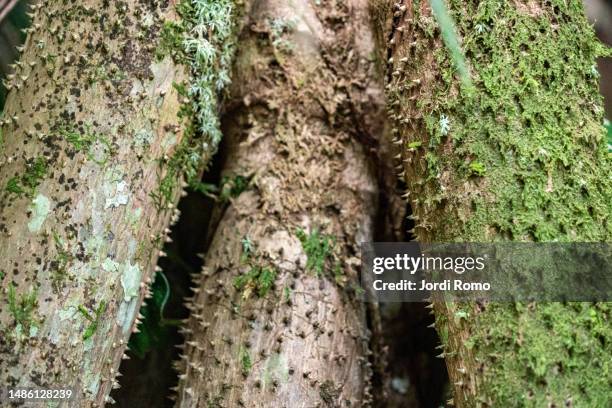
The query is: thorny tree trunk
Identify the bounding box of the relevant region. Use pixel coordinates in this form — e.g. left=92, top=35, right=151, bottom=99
left=175, top=0, right=387, bottom=406
left=372, top=0, right=611, bottom=407
left=0, top=1, right=234, bottom=406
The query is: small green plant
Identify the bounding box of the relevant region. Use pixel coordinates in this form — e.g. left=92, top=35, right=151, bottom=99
left=22, top=157, right=48, bottom=190
left=58, top=123, right=112, bottom=164
left=469, top=160, right=486, bottom=177
left=156, top=21, right=185, bottom=61
left=283, top=286, right=292, bottom=302
left=78, top=301, right=106, bottom=341
left=189, top=181, right=219, bottom=199
left=219, top=174, right=250, bottom=201
left=6, top=157, right=48, bottom=197
left=241, top=235, right=254, bottom=262
left=239, top=346, right=252, bottom=376
left=233, top=266, right=277, bottom=298
left=5, top=177, right=24, bottom=195
left=407, top=141, right=422, bottom=149
left=7, top=283, right=37, bottom=332
left=296, top=228, right=335, bottom=276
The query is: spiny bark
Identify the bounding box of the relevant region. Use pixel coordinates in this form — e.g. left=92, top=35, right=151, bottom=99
left=0, top=1, right=231, bottom=406
left=175, top=0, right=386, bottom=406
left=371, top=0, right=611, bottom=407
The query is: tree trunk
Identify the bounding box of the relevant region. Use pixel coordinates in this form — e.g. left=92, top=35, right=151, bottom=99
left=371, top=0, right=611, bottom=406
left=0, top=1, right=238, bottom=406
left=174, top=0, right=386, bottom=406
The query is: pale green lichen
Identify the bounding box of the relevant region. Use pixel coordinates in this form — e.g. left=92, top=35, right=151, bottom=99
left=120, top=262, right=142, bottom=302
left=27, top=194, right=52, bottom=233
left=150, top=0, right=240, bottom=210
left=103, top=168, right=130, bottom=209
left=261, top=353, right=289, bottom=390
left=101, top=258, right=119, bottom=273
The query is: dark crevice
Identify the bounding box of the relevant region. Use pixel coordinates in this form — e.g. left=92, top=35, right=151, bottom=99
left=370, top=176, right=450, bottom=408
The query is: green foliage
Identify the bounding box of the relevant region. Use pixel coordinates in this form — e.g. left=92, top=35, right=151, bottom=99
left=157, top=21, right=185, bottom=61
left=128, top=271, right=180, bottom=359
left=58, top=123, right=113, bottom=164
left=219, top=174, right=250, bottom=201
left=239, top=346, right=252, bottom=375
left=241, top=235, right=254, bottom=262
left=233, top=266, right=277, bottom=298
left=5, top=157, right=48, bottom=197
left=78, top=301, right=106, bottom=341
left=605, top=118, right=612, bottom=153
left=7, top=283, right=37, bottom=332
left=468, top=160, right=486, bottom=176
left=187, top=174, right=250, bottom=203
left=296, top=228, right=335, bottom=276
left=189, top=181, right=219, bottom=198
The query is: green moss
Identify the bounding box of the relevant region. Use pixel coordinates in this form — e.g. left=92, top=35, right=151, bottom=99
left=6, top=177, right=24, bottom=195
left=411, top=0, right=611, bottom=241
left=156, top=21, right=185, bottom=61
left=57, top=123, right=112, bottom=164
left=233, top=266, right=277, bottom=298
left=7, top=283, right=37, bottom=333
left=468, top=160, right=486, bottom=176
left=78, top=301, right=106, bottom=341
left=391, top=1, right=612, bottom=405
left=296, top=228, right=336, bottom=277
left=219, top=174, right=250, bottom=201
left=239, top=346, right=252, bottom=376
left=5, top=157, right=48, bottom=197
left=471, top=303, right=611, bottom=407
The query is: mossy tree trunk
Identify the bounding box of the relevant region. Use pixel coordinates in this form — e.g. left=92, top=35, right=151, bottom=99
left=0, top=1, right=237, bottom=406
left=174, top=0, right=387, bottom=406
left=371, top=0, right=611, bottom=406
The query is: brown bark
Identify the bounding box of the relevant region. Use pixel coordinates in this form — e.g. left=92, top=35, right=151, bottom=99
left=0, top=1, right=207, bottom=406
left=174, top=0, right=386, bottom=406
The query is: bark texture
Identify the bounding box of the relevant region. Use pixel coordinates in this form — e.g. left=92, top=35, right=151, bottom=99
left=175, top=0, right=386, bottom=406
left=0, top=1, right=233, bottom=406
left=372, top=0, right=611, bottom=407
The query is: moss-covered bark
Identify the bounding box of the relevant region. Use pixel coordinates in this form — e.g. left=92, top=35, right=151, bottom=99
left=371, top=0, right=611, bottom=406
left=174, top=0, right=387, bottom=406
left=0, top=1, right=239, bottom=406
